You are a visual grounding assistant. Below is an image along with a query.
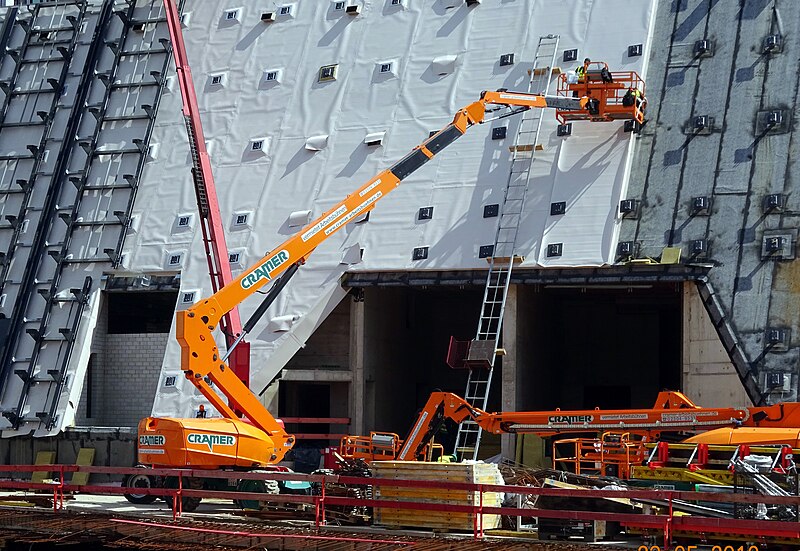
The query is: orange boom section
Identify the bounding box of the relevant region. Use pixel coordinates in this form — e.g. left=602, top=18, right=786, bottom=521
left=341, top=391, right=800, bottom=463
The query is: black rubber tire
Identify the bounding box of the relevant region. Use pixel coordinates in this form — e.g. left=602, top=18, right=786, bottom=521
left=122, top=466, right=158, bottom=505
left=163, top=476, right=204, bottom=513
left=234, top=470, right=280, bottom=510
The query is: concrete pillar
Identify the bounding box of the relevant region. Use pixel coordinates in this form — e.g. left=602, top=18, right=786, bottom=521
left=500, top=284, right=519, bottom=460
left=349, top=295, right=366, bottom=435
left=261, top=383, right=280, bottom=414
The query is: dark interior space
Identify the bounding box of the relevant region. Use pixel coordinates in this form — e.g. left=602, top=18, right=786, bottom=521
left=363, top=286, right=500, bottom=456
left=107, top=291, right=178, bottom=334
left=275, top=280, right=683, bottom=462
left=517, top=283, right=682, bottom=412
left=360, top=282, right=682, bottom=458
left=280, top=381, right=331, bottom=438
left=280, top=381, right=348, bottom=471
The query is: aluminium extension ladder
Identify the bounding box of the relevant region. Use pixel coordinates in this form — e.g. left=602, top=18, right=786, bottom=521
left=453, top=34, right=561, bottom=460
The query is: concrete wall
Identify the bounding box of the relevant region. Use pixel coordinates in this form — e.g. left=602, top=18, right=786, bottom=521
left=101, top=333, right=168, bottom=426
left=0, top=427, right=136, bottom=480
left=683, top=283, right=752, bottom=407
left=285, top=298, right=350, bottom=371
left=75, top=297, right=109, bottom=424
left=349, top=297, right=366, bottom=435
left=75, top=305, right=168, bottom=428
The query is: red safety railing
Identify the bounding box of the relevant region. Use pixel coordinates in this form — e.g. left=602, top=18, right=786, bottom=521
left=0, top=464, right=799, bottom=547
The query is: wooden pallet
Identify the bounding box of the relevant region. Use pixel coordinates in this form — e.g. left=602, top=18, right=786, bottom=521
left=372, top=461, right=503, bottom=531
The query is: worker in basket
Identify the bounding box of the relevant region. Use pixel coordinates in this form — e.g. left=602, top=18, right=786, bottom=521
left=577, top=58, right=613, bottom=83
left=575, top=57, right=590, bottom=82
left=569, top=58, right=591, bottom=97
left=622, top=87, right=649, bottom=128
left=623, top=87, right=648, bottom=124
left=622, top=87, right=645, bottom=108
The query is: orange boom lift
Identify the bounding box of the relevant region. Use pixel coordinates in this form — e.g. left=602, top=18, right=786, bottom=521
left=131, top=18, right=645, bottom=505
left=138, top=86, right=645, bottom=472
left=137, top=88, right=612, bottom=469
left=340, top=391, right=800, bottom=466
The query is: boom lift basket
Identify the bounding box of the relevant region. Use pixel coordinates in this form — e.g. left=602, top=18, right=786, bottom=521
left=555, top=62, right=646, bottom=125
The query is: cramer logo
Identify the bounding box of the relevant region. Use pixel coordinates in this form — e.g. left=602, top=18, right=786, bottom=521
left=548, top=415, right=594, bottom=424
left=139, top=435, right=165, bottom=447
left=241, top=250, right=289, bottom=290
left=187, top=433, right=236, bottom=452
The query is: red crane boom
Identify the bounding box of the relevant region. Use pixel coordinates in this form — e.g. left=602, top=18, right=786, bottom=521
left=163, top=0, right=249, bottom=385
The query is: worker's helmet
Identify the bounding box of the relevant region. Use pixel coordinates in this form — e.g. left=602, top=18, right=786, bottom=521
left=583, top=58, right=591, bottom=64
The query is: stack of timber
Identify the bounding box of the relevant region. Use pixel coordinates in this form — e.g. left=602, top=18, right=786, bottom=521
left=372, top=461, right=504, bottom=531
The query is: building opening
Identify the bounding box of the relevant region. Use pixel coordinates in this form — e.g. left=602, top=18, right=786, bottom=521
left=515, top=282, right=682, bottom=411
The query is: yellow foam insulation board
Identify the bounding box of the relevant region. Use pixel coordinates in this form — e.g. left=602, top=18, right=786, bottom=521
left=70, top=448, right=95, bottom=486
left=373, top=461, right=504, bottom=531
left=31, top=451, right=56, bottom=483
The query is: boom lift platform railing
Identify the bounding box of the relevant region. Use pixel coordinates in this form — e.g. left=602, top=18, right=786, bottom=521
left=555, top=62, right=647, bottom=126
left=553, top=432, right=649, bottom=479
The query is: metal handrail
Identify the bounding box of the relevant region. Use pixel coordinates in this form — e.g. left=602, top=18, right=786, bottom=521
left=0, top=463, right=798, bottom=543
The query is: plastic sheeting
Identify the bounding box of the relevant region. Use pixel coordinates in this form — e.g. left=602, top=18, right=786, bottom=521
left=131, top=0, right=657, bottom=418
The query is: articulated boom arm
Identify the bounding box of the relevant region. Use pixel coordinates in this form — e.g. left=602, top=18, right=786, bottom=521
left=396, top=391, right=800, bottom=461
left=175, top=89, right=590, bottom=460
